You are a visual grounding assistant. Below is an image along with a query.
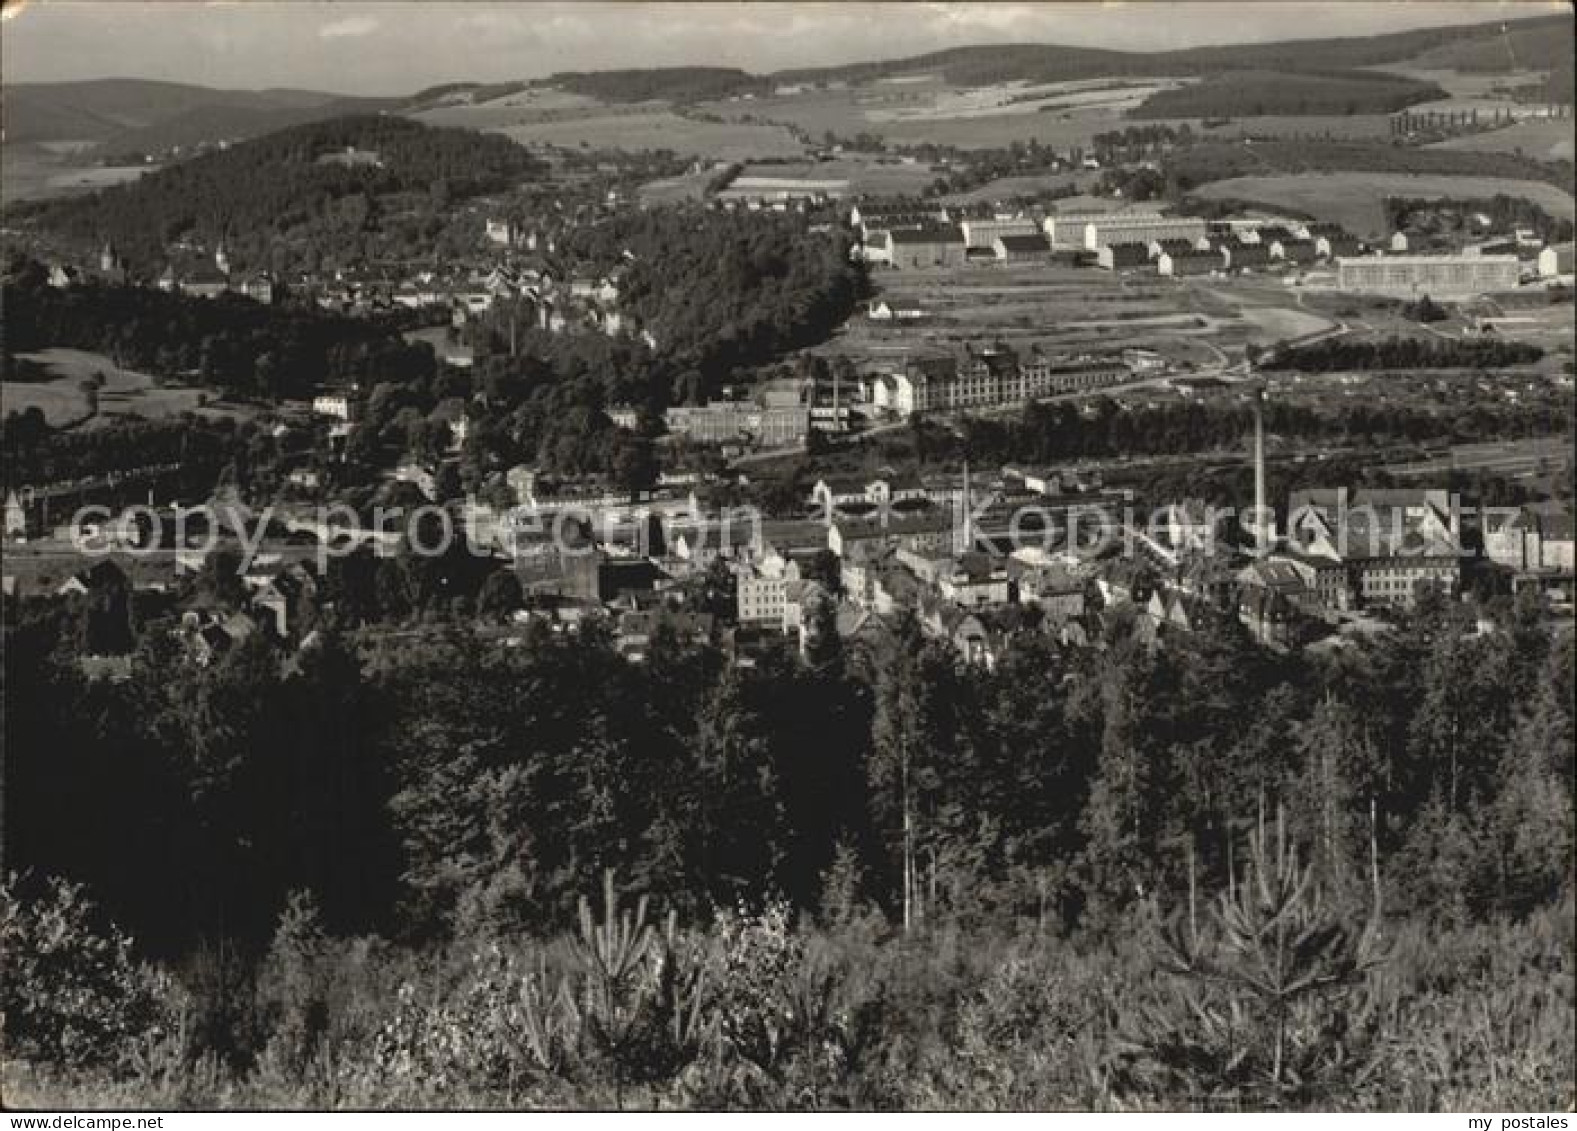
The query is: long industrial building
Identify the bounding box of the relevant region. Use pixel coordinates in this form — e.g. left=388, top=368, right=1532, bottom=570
left=1043, top=212, right=1210, bottom=251
left=1335, top=254, right=1521, bottom=297
left=959, top=217, right=1040, bottom=250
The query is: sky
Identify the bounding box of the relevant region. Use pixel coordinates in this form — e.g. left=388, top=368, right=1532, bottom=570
left=1, top=1, right=1568, bottom=96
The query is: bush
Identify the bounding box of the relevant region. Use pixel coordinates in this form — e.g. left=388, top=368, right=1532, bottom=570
left=0, top=873, right=183, bottom=1072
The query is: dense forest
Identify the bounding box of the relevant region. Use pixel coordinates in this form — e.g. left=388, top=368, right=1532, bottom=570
left=0, top=410, right=234, bottom=493
left=1385, top=194, right=1577, bottom=245
left=12, top=115, right=543, bottom=268
left=941, top=392, right=1570, bottom=469
left=1131, top=69, right=1442, bottom=119
left=3, top=586, right=1572, bottom=1107
left=2, top=264, right=436, bottom=402
left=524, top=207, right=864, bottom=401
left=1261, top=335, right=1544, bottom=372
left=541, top=68, right=768, bottom=104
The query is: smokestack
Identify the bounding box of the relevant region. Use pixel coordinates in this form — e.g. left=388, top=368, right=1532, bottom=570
left=958, top=461, right=971, bottom=556
left=1253, top=387, right=1269, bottom=556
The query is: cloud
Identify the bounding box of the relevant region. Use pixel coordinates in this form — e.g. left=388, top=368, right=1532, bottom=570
left=319, top=15, right=381, bottom=39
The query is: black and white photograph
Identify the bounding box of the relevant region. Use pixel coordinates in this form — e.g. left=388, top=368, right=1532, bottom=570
left=1, top=0, right=1573, bottom=1115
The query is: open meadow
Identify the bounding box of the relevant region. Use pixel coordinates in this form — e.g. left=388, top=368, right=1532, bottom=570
left=1, top=143, right=159, bottom=204
left=2, top=348, right=243, bottom=427
left=1428, top=115, right=1576, bottom=160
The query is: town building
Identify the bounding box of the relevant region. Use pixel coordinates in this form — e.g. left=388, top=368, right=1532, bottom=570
left=1221, top=240, right=1271, bottom=270
left=1284, top=487, right=1464, bottom=609
left=960, top=217, right=1039, bottom=249
left=311, top=392, right=356, bottom=422
left=665, top=402, right=810, bottom=447
left=1097, top=242, right=1151, bottom=271
left=1156, top=248, right=1219, bottom=276
left=871, top=347, right=1130, bottom=417
left=887, top=225, right=967, bottom=270
left=1538, top=242, right=1574, bottom=279
left=1077, top=213, right=1208, bottom=251
left=993, top=232, right=1054, bottom=263
left=828, top=509, right=954, bottom=559
left=849, top=200, right=949, bottom=237
left=1335, top=254, right=1521, bottom=297
left=735, top=552, right=802, bottom=628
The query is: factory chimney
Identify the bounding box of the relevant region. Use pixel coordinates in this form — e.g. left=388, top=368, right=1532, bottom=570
left=1252, top=386, right=1270, bottom=556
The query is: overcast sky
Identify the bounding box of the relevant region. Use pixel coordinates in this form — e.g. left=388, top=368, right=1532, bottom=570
left=2, top=1, right=1567, bottom=96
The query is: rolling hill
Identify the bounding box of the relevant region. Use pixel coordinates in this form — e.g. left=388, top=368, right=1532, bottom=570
left=767, top=11, right=1574, bottom=89
left=2, top=78, right=394, bottom=151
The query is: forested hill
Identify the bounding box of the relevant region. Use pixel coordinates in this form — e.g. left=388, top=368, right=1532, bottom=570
left=537, top=67, right=768, bottom=104
left=11, top=115, right=544, bottom=268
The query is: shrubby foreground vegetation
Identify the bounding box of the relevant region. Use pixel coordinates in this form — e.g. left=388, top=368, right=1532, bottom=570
left=2, top=590, right=1573, bottom=1109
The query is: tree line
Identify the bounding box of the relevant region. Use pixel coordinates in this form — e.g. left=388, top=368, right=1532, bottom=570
left=3, top=262, right=436, bottom=401
left=1262, top=335, right=1544, bottom=372
left=4, top=585, right=1570, bottom=959
left=925, top=393, right=1567, bottom=468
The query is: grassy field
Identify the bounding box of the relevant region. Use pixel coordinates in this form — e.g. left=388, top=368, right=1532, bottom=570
left=942, top=170, right=1101, bottom=204
left=1197, top=115, right=1396, bottom=140
left=2, top=348, right=229, bottom=427
left=1192, top=172, right=1576, bottom=236
left=747, top=156, right=939, bottom=194
left=2, top=143, right=159, bottom=204
left=1429, top=116, right=1576, bottom=160
left=636, top=164, right=725, bottom=205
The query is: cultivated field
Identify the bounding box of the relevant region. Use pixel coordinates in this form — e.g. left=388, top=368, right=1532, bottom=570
left=2, top=348, right=233, bottom=427
left=821, top=264, right=1340, bottom=371
left=1192, top=172, right=1577, bottom=236
left=698, top=80, right=1212, bottom=152
left=412, top=96, right=804, bottom=160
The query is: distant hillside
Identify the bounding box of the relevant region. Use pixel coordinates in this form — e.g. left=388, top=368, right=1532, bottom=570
left=1401, top=18, right=1574, bottom=73
left=13, top=114, right=544, bottom=267
left=769, top=12, right=1574, bottom=87
left=539, top=67, right=768, bottom=104
left=2, top=78, right=392, bottom=152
